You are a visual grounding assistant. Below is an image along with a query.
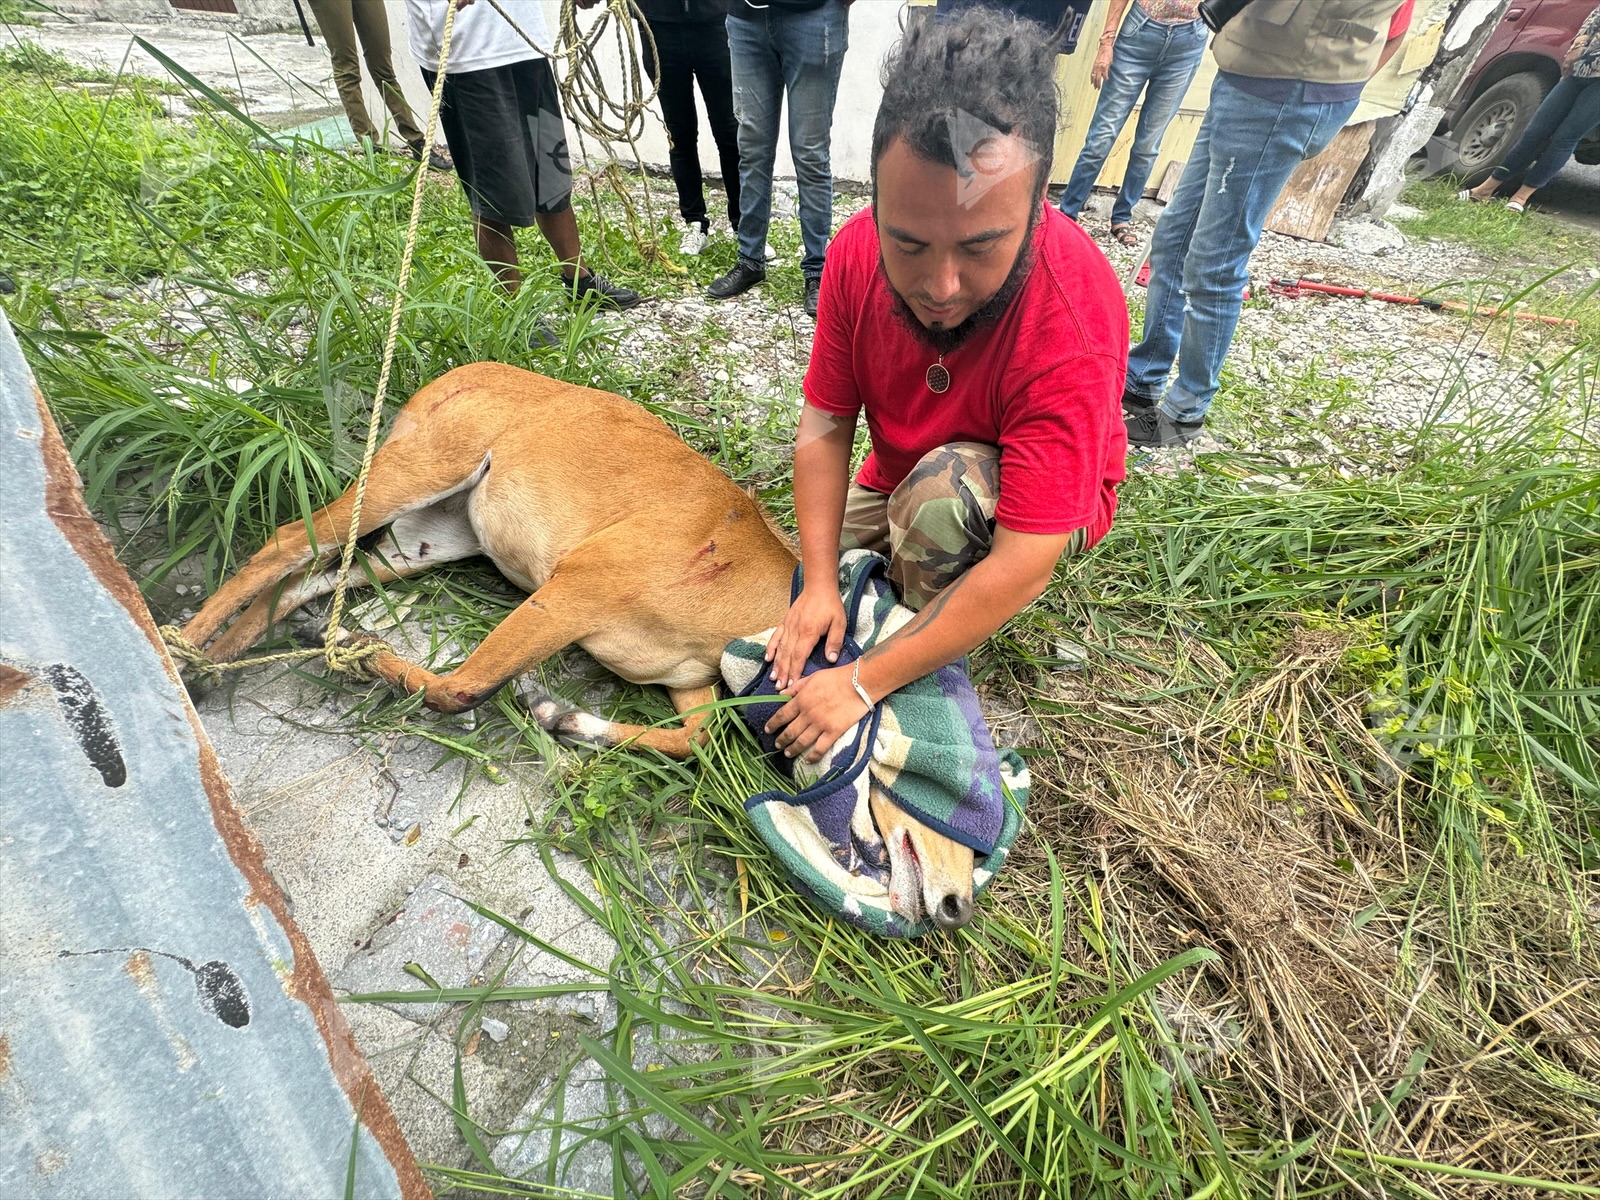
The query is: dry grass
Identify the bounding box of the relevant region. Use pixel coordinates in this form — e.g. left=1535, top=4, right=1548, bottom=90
left=988, top=623, right=1600, bottom=1194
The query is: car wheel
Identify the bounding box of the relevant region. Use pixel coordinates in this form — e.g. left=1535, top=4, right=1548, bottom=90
left=1450, top=73, right=1547, bottom=186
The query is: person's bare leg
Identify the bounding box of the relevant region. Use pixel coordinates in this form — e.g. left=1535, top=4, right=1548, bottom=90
left=1507, top=183, right=1536, bottom=207
left=535, top=206, right=584, bottom=285
left=1467, top=176, right=1500, bottom=200
left=474, top=215, right=521, bottom=291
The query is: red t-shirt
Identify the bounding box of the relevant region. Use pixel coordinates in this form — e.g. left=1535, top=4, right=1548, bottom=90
left=803, top=203, right=1128, bottom=543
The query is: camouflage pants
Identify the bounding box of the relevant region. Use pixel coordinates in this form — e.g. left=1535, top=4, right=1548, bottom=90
left=841, top=442, right=1090, bottom=609
left=840, top=443, right=1001, bottom=611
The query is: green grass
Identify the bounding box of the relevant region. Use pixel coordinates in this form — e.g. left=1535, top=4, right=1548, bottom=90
left=1395, top=177, right=1600, bottom=266
left=0, top=0, right=44, bottom=26
left=5, top=44, right=1599, bottom=1198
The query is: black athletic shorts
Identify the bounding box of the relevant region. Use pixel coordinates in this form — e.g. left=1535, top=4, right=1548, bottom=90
left=422, top=56, right=572, bottom=223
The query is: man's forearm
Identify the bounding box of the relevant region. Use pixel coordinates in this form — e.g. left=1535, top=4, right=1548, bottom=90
left=854, top=549, right=1045, bottom=702
left=793, top=405, right=855, bottom=589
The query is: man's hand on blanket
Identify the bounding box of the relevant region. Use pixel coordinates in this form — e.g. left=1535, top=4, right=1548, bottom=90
left=764, top=666, right=870, bottom=763
left=764, top=581, right=848, bottom=689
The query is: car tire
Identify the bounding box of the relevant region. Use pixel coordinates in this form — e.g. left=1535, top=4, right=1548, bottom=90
left=1448, top=73, right=1548, bottom=186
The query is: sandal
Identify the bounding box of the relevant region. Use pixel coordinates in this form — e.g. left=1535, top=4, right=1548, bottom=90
left=1506, top=199, right=1527, bottom=213
left=1109, top=223, right=1140, bottom=247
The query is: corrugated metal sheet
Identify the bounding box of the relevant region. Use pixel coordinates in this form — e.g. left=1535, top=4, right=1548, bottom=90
left=0, top=310, right=428, bottom=1200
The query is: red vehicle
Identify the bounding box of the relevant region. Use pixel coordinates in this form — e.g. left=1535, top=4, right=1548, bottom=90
left=1418, top=0, right=1600, bottom=182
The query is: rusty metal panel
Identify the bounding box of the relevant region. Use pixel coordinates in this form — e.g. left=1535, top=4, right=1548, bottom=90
left=0, top=311, right=428, bottom=1200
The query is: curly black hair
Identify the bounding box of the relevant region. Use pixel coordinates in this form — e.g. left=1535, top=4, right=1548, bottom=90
left=871, top=10, right=1059, bottom=202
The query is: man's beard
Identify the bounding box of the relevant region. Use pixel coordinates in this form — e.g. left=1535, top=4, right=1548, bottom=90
left=884, top=211, right=1040, bottom=356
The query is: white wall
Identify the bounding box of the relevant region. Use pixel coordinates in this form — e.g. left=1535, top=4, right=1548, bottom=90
left=376, top=0, right=906, bottom=184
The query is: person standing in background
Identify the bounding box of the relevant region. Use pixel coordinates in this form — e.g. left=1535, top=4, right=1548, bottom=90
left=1057, top=0, right=1206, bottom=246
left=1123, top=0, right=1412, bottom=448
left=405, top=0, right=640, bottom=314
left=307, top=0, right=452, bottom=170
left=1458, top=4, right=1600, bottom=213
left=634, top=0, right=743, bottom=257
left=708, top=0, right=850, bottom=318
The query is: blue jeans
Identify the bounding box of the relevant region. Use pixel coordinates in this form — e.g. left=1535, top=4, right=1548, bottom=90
left=1127, top=74, right=1359, bottom=424
left=1058, top=6, right=1206, bottom=226
left=726, top=3, right=848, bottom=278
left=1491, top=75, right=1600, bottom=191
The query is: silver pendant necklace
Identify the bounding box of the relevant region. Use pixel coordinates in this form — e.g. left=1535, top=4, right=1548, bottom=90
left=925, top=355, right=950, bottom=394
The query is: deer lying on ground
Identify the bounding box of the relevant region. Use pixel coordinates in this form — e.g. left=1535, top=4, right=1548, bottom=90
left=179, top=363, right=976, bottom=931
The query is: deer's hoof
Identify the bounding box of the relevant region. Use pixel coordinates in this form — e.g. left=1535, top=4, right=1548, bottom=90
left=326, top=624, right=386, bottom=651
left=528, top=696, right=566, bottom=729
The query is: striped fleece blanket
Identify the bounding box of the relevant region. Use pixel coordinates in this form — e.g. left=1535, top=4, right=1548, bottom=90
left=720, top=550, right=1028, bottom=938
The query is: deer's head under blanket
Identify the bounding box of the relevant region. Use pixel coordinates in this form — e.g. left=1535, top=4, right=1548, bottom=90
left=721, top=551, right=1028, bottom=938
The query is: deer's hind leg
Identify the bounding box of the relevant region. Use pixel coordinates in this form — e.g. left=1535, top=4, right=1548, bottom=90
left=181, top=437, right=491, bottom=656
left=532, top=685, right=719, bottom=760
left=349, top=560, right=608, bottom=714
left=205, top=491, right=483, bottom=664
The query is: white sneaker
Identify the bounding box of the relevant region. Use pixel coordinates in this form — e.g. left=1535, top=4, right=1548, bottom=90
left=763, top=243, right=777, bottom=262
left=679, top=224, right=708, bottom=257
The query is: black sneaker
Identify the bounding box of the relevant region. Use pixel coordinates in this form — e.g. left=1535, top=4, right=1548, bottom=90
left=407, top=141, right=454, bottom=172
left=1122, top=388, right=1156, bottom=416
left=570, top=271, right=641, bottom=311
left=707, top=259, right=766, bottom=300
left=1126, top=406, right=1203, bottom=448
left=804, top=274, right=821, bottom=318
left=527, top=321, right=560, bottom=350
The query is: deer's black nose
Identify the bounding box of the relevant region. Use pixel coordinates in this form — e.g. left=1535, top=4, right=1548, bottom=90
left=933, top=892, right=974, bottom=931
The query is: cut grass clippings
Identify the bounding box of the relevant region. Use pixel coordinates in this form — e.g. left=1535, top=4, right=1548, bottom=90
left=4, top=40, right=1599, bottom=1199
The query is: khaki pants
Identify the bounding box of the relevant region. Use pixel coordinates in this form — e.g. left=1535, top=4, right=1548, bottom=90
left=309, top=0, right=423, bottom=147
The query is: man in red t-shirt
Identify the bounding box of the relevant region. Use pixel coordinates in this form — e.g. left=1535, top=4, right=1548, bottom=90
left=763, top=10, right=1129, bottom=763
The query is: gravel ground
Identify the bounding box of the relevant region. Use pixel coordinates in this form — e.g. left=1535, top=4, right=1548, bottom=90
left=592, top=182, right=1592, bottom=471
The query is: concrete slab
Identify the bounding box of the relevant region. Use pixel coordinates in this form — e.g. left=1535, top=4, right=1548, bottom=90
left=333, top=871, right=511, bottom=1020
left=189, top=616, right=635, bottom=1187
left=22, top=19, right=341, bottom=128
left=493, top=1057, right=618, bottom=1198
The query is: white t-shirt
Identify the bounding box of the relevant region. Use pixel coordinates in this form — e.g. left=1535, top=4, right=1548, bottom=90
left=405, top=0, right=552, bottom=74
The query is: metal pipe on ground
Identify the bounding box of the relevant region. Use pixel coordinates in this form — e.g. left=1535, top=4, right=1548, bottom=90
left=1267, top=277, right=1580, bottom=327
